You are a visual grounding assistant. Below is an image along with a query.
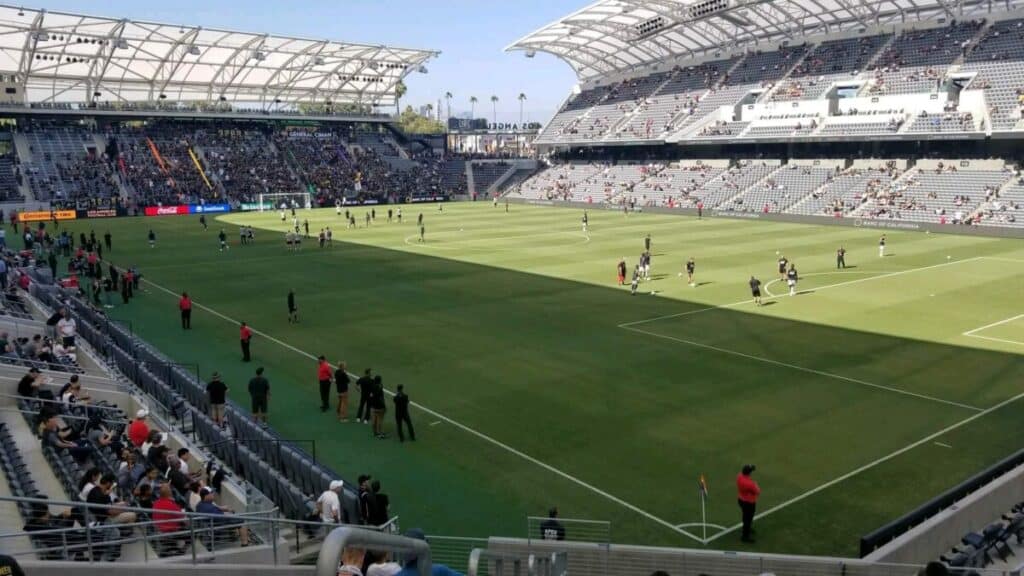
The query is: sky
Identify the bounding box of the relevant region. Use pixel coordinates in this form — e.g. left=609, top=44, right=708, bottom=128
left=36, top=0, right=584, bottom=125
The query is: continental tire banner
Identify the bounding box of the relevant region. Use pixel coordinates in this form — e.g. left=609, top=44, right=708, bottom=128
left=18, top=210, right=76, bottom=222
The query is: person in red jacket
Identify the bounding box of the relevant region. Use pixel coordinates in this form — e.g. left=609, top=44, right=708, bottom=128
left=736, top=464, right=761, bottom=543
left=240, top=322, right=253, bottom=362
left=127, top=409, right=150, bottom=447
left=179, top=292, right=192, bottom=330
left=317, top=356, right=333, bottom=412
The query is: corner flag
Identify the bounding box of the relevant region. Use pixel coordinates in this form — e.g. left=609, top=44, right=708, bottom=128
left=698, top=474, right=709, bottom=501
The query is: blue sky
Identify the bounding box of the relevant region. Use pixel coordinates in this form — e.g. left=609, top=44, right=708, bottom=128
left=38, top=0, right=582, bottom=124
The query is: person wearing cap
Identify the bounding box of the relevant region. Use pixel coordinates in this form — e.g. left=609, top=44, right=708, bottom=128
left=316, top=480, right=344, bottom=524
left=395, top=528, right=464, bottom=576
left=194, top=487, right=250, bottom=546
left=239, top=322, right=253, bottom=362
left=206, top=372, right=228, bottom=428
left=736, top=464, right=761, bottom=543
left=128, top=409, right=150, bottom=447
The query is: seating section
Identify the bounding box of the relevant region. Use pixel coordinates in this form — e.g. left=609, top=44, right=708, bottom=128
left=961, top=18, right=1024, bottom=130
left=692, top=121, right=750, bottom=140
left=630, top=164, right=726, bottom=207
left=721, top=165, right=835, bottom=213
left=195, top=128, right=301, bottom=202
left=790, top=166, right=897, bottom=216
left=906, top=111, right=977, bottom=133
left=868, top=21, right=983, bottom=95
left=24, top=127, right=117, bottom=206
left=471, top=162, right=511, bottom=194
left=858, top=166, right=1012, bottom=223
left=939, top=501, right=1024, bottom=571
left=773, top=35, right=892, bottom=101
left=818, top=116, right=905, bottom=136
left=0, top=155, right=21, bottom=202
left=114, top=127, right=211, bottom=206
left=697, top=162, right=778, bottom=208
left=975, top=177, right=1024, bottom=227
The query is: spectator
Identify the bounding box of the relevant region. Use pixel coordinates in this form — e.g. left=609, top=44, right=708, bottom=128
left=165, top=456, right=191, bottom=493
left=736, top=464, right=761, bottom=543
left=358, top=475, right=376, bottom=525
left=16, top=367, right=42, bottom=398
left=338, top=546, right=367, bottom=576
left=56, top=309, right=76, bottom=348
left=248, top=367, right=270, bottom=424
left=85, top=413, right=120, bottom=452
left=394, top=528, right=463, bottom=576
left=194, top=487, right=250, bottom=546
left=539, top=507, right=565, bottom=541
left=393, top=385, right=415, bottom=442
left=365, top=551, right=403, bottom=576
left=127, top=409, right=150, bottom=447
left=117, top=450, right=145, bottom=490
left=151, top=483, right=188, bottom=553
left=355, top=369, right=373, bottom=424
left=206, top=372, right=228, bottom=428
left=134, top=483, right=155, bottom=509
left=177, top=448, right=195, bottom=476
left=317, top=480, right=344, bottom=524
left=370, top=375, right=387, bottom=439
left=370, top=480, right=390, bottom=527
left=86, top=473, right=137, bottom=525
left=40, top=413, right=91, bottom=461
left=78, top=467, right=102, bottom=500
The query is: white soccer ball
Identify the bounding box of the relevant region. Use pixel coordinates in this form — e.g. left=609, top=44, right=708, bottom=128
left=947, top=255, right=951, bottom=260
left=775, top=250, right=780, bottom=255
left=678, top=272, right=683, bottom=277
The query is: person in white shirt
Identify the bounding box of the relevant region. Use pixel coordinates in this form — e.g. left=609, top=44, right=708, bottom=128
left=317, top=480, right=344, bottom=524
left=56, top=313, right=76, bottom=348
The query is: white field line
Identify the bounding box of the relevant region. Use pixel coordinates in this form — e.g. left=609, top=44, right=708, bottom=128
left=138, top=276, right=705, bottom=544
left=618, top=257, right=985, bottom=328
left=763, top=270, right=877, bottom=298
left=934, top=442, right=953, bottom=449
left=963, top=334, right=1024, bottom=347
left=620, top=325, right=983, bottom=412
left=703, top=387, right=1024, bottom=545
left=980, top=256, right=1024, bottom=264
left=962, top=313, right=1024, bottom=337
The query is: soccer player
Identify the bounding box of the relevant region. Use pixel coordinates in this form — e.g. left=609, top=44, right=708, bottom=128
left=303, top=220, right=310, bottom=238
left=419, top=224, right=425, bottom=243
left=644, top=234, right=651, bottom=252
left=365, top=213, right=371, bottom=227
left=325, top=227, right=332, bottom=246
left=371, top=208, right=376, bottom=221
left=617, top=258, right=627, bottom=285
left=787, top=263, right=799, bottom=296
left=104, top=231, right=112, bottom=252
left=837, top=246, right=846, bottom=269
left=199, top=214, right=207, bottom=230
left=218, top=229, right=228, bottom=252
left=493, top=196, right=498, bottom=208
left=878, top=234, right=886, bottom=258
left=293, top=217, right=299, bottom=234
left=397, top=207, right=402, bottom=223
left=582, top=211, right=588, bottom=233
left=630, top=266, right=640, bottom=295
left=685, top=257, right=696, bottom=286
left=387, top=208, right=393, bottom=223
left=318, top=229, right=326, bottom=248
left=697, top=201, right=704, bottom=220
left=505, top=198, right=509, bottom=212
left=335, top=200, right=342, bottom=216
left=279, top=208, right=286, bottom=222
left=641, top=251, right=651, bottom=280
left=147, top=229, right=156, bottom=248
left=777, top=255, right=788, bottom=280
left=417, top=213, right=423, bottom=227
left=749, top=276, right=762, bottom=306
left=248, top=227, right=254, bottom=244
left=287, top=290, right=298, bottom=323
left=239, top=226, right=247, bottom=246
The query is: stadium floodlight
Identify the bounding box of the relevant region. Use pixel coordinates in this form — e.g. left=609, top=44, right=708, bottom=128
left=252, top=50, right=266, bottom=61
left=186, top=45, right=200, bottom=56
left=115, top=39, right=129, bottom=50
left=525, top=50, right=536, bottom=58
left=417, top=65, right=428, bottom=73
left=314, top=56, right=325, bottom=66
left=32, top=32, right=48, bottom=41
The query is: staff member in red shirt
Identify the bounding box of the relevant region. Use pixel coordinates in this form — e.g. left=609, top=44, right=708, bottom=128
left=179, top=292, right=192, bottom=330
left=317, top=356, right=333, bottom=412
left=736, top=464, right=761, bottom=543
left=240, top=322, right=253, bottom=362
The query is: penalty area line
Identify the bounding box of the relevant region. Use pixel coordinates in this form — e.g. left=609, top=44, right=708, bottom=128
left=137, top=275, right=704, bottom=544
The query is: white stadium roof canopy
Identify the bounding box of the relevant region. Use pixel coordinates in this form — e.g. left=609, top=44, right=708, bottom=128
left=507, top=0, right=1023, bottom=80
left=0, top=4, right=439, bottom=106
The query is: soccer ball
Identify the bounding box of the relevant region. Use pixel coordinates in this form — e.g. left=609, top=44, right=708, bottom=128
left=678, top=272, right=683, bottom=277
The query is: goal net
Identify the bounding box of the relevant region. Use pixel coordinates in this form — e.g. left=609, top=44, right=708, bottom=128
left=258, top=192, right=312, bottom=212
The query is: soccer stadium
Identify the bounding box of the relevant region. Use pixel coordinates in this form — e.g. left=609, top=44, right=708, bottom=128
left=0, top=0, right=1020, bottom=575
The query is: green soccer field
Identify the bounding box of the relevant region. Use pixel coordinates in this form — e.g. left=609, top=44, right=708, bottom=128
left=68, top=202, right=1024, bottom=557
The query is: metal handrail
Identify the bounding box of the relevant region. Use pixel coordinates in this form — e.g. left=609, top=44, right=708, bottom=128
left=316, top=527, right=432, bottom=576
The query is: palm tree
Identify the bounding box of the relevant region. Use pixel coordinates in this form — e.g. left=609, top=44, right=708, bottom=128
left=425, top=103, right=434, bottom=121
left=395, top=80, right=407, bottom=116
left=469, top=95, right=478, bottom=120
left=517, top=93, right=527, bottom=127
left=490, top=95, right=499, bottom=127
left=445, top=91, right=453, bottom=120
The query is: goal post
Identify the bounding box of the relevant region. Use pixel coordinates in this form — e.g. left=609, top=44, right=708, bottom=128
left=258, top=192, right=312, bottom=212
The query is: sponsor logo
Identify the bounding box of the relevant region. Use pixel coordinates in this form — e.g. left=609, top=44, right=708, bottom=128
left=84, top=209, right=118, bottom=218
left=18, top=210, right=76, bottom=222
left=144, top=205, right=190, bottom=216
left=190, top=204, right=230, bottom=214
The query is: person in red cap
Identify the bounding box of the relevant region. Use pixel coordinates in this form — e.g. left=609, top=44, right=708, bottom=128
left=736, top=464, right=760, bottom=543
left=240, top=322, right=253, bottom=362
left=179, top=292, right=192, bottom=330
